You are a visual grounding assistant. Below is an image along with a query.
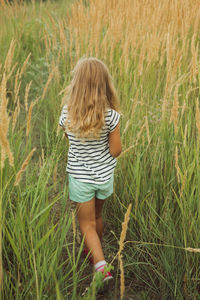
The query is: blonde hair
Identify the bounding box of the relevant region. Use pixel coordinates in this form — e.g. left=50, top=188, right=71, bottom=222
left=65, top=57, right=119, bottom=139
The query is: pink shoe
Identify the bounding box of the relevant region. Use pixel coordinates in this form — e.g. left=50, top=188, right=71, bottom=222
left=102, top=271, right=113, bottom=282
left=96, top=270, right=113, bottom=293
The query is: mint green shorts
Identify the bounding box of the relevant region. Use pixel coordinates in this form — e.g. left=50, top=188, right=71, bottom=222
left=68, top=174, right=114, bottom=203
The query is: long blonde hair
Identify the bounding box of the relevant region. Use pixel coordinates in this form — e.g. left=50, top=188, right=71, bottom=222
left=65, top=57, right=119, bottom=139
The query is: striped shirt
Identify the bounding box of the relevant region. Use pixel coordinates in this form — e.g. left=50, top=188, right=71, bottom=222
left=59, top=105, right=120, bottom=184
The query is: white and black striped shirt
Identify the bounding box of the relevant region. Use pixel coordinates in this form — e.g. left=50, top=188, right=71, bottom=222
left=59, top=105, right=120, bottom=184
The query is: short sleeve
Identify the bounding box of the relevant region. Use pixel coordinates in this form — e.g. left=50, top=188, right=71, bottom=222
left=109, top=109, right=120, bottom=132
left=59, top=105, right=67, bottom=128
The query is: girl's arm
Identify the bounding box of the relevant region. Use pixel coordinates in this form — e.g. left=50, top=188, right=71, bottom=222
left=108, top=122, right=122, bottom=157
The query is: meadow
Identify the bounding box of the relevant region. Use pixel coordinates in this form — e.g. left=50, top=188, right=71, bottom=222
left=0, top=0, right=200, bottom=299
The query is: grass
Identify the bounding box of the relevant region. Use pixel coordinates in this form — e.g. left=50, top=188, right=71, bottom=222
left=1, top=0, right=200, bottom=299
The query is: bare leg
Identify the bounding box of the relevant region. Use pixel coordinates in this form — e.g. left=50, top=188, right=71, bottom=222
left=76, top=197, right=104, bottom=265
left=95, top=197, right=105, bottom=241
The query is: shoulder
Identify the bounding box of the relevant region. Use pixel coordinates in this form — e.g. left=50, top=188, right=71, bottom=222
left=105, top=108, right=121, bottom=132
left=105, top=108, right=120, bottom=119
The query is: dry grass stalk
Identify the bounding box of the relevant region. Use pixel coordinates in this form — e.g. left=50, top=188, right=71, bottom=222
left=180, top=100, right=186, bottom=119
left=171, top=85, right=179, bottom=134
left=67, top=0, right=200, bottom=80
left=195, top=98, right=200, bottom=137
left=122, top=120, right=130, bottom=135
left=24, top=81, right=32, bottom=111
left=175, top=146, right=180, bottom=183
left=41, top=148, right=45, bottom=166
left=0, top=73, right=9, bottom=132
left=19, top=53, right=31, bottom=78
left=185, top=247, right=200, bottom=253
left=190, top=34, right=198, bottom=84
left=4, top=39, right=15, bottom=74
left=0, top=74, right=14, bottom=167
left=12, top=97, right=20, bottom=132
left=0, top=149, right=6, bottom=170
left=41, top=68, right=55, bottom=100
left=14, top=69, right=21, bottom=104
left=145, top=116, right=150, bottom=144
left=26, top=97, right=39, bottom=137
left=7, top=62, right=18, bottom=81
left=118, top=254, right=124, bottom=300
left=0, top=126, right=14, bottom=167
left=118, top=145, right=134, bottom=159
left=117, top=203, right=132, bottom=300
left=131, top=93, right=138, bottom=118
left=183, top=125, right=187, bottom=148
left=14, top=148, right=36, bottom=186
left=180, top=170, right=187, bottom=198
left=26, top=101, right=34, bottom=137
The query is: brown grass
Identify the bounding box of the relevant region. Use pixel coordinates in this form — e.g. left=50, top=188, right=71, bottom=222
left=170, top=85, right=179, bottom=134
left=185, top=247, right=200, bottom=253
left=117, top=203, right=132, bottom=300
left=24, top=81, right=32, bottom=112
left=14, top=148, right=36, bottom=186
left=145, top=116, right=150, bottom=144
left=0, top=126, right=14, bottom=167
left=26, top=101, right=34, bottom=137
left=41, top=68, right=55, bottom=100
left=0, top=73, right=14, bottom=167
left=63, top=0, right=200, bottom=69
left=26, top=97, right=39, bottom=137
left=175, top=146, right=180, bottom=183
left=19, top=53, right=31, bottom=78
left=4, top=39, right=15, bottom=74
left=14, top=69, right=21, bottom=104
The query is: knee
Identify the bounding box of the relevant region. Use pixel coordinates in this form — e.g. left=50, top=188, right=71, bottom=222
left=80, top=219, right=96, bottom=233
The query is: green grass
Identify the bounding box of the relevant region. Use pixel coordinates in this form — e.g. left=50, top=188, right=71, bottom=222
left=1, top=0, right=200, bottom=299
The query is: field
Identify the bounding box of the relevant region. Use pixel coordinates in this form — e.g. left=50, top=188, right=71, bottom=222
left=1, top=0, right=200, bottom=299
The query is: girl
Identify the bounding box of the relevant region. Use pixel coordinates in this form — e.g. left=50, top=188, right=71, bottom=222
left=59, top=57, right=122, bottom=286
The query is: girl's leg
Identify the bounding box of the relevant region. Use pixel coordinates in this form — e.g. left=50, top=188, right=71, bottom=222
left=95, top=197, right=105, bottom=241
left=76, top=197, right=104, bottom=264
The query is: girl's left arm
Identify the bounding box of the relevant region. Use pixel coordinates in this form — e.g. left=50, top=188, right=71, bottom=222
left=108, top=122, right=122, bottom=157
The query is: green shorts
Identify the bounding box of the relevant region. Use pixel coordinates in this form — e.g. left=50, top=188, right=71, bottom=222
left=68, top=174, right=114, bottom=203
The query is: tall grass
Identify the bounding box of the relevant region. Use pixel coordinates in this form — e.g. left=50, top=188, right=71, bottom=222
left=0, top=0, right=200, bottom=299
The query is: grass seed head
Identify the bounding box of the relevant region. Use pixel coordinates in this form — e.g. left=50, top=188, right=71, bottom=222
left=14, top=148, right=36, bottom=186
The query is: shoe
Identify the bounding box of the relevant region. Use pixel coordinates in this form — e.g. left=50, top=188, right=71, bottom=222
left=102, top=271, right=113, bottom=283
left=81, top=269, right=113, bottom=296
left=96, top=270, right=113, bottom=294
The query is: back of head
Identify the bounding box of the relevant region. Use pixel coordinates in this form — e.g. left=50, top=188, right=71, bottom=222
left=66, top=57, right=119, bottom=139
